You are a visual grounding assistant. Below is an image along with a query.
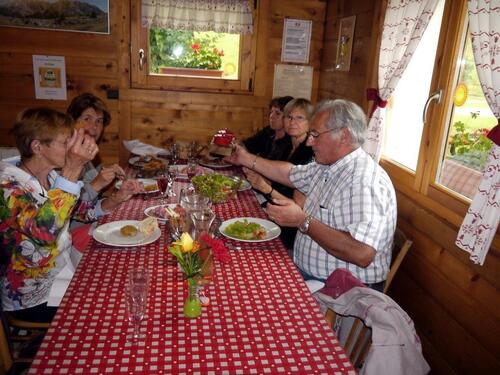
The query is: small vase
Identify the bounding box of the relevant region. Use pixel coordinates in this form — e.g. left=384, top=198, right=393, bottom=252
left=184, top=278, right=201, bottom=318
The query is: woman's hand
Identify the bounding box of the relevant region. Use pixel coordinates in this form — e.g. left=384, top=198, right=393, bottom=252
left=243, top=167, right=272, bottom=194
left=102, top=179, right=144, bottom=212
left=91, top=164, right=126, bottom=192
left=62, top=129, right=99, bottom=181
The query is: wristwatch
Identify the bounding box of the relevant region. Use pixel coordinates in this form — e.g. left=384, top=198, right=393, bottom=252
left=298, top=214, right=312, bottom=234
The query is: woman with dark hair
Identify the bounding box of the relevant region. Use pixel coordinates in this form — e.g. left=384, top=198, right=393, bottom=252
left=242, top=96, right=294, bottom=161
left=0, top=108, right=98, bottom=322
left=244, top=98, right=314, bottom=249
left=67, top=93, right=141, bottom=218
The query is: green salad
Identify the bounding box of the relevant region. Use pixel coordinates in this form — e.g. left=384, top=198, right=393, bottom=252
left=191, top=174, right=240, bottom=203
left=224, top=219, right=267, bottom=240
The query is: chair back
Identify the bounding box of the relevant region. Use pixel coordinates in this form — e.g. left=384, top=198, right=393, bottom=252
left=384, top=228, right=412, bottom=293
left=0, top=318, right=12, bottom=375
left=325, top=308, right=372, bottom=370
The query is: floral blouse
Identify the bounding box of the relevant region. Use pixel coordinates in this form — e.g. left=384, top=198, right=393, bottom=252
left=0, top=161, right=92, bottom=310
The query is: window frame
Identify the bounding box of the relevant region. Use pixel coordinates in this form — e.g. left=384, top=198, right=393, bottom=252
left=130, top=0, right=258, bottom=93
left=379, top=0, right=474, bottom=219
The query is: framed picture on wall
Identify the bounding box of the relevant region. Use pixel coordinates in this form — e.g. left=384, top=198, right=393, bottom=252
left=0, top=0, right=109, bottom=34
left=335, top=15, right=356, bottom=72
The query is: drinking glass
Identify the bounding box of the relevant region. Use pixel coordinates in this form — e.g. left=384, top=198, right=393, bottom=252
left=125, top=268, right=149, bottom=342
left=170, top=143, right=179, bottom=165
left=186, top=157, right=198, bottom=181
left=156, top=172, right=169, bottom=203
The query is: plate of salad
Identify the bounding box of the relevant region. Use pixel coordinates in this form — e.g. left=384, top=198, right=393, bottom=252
left=191, top=174, right=242, bottom=203
left=220, top=217, right=281, bottom=242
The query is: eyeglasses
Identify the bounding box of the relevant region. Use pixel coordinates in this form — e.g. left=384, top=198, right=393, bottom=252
left=307, top=128, right=338, bottom=139
left=79, top=114, right=104, bottom=126
left=288, top=115, right=307, bottom=123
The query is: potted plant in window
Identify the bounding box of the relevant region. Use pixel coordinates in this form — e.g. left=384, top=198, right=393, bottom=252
left=158, top=34, right=225, bottom=77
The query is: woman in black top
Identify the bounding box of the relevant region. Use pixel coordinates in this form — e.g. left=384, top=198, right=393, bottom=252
left=243, top=96, right=293, bottom=160
left=244, top=98, right=314, bottom=249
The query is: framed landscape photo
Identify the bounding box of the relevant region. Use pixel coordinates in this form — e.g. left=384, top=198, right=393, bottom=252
left=335, top=15, right=356, bottom=72
left=0, top=0, right=109, bottom=34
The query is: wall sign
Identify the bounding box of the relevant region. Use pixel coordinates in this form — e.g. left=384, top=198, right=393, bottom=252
left=335, top=16, right=356, bottom=71
left=273, top=64, right=313, bottom=100
left=281, top=18, right=312, bottom=64
left=33, top=55, right=67, bottom=101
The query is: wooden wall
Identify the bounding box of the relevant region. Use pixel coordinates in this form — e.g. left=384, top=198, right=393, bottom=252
left=320, top=1, right=500, bottom=374
left=318, top=0, right=380, bottom=108
left=0, top=0, right=327, bottom=166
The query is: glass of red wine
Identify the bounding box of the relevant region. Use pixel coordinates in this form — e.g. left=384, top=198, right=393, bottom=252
left=156, top=173, right=169, bottom=203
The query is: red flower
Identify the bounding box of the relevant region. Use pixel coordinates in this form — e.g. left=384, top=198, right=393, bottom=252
left=200, top=233, right=231, bottom=263
left=213, top=48, right=224, bottom=57
left=191, top=43, right=201, bottom=53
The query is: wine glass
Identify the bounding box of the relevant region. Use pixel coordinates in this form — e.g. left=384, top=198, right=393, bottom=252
left=156, top=172, right=169, bottom=204
left=125, top=267, right=149, bottom=342
left=170, top=143, right=179, bottom=165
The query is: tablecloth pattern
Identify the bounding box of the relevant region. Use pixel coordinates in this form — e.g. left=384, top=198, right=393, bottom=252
left=29, top=168, right=355, bottom=374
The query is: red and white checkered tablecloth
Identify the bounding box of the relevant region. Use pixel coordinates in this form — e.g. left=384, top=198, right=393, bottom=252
left=29, top=168, right=355, bottom=374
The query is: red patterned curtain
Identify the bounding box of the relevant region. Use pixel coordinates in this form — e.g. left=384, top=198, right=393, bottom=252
left=455, top=0, right=500, bottom=265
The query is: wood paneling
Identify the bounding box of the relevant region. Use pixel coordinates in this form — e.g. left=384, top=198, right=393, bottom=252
left=0, top=0, right=326, bottom=167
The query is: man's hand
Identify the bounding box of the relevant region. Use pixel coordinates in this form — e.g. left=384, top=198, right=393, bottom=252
left=62, top=129, right=99, bottom=181
left=224, top=144, right=253, bottom=167
left=265, top=198, right=307, bottom=227
left=91, top=164, right=126, bottom=192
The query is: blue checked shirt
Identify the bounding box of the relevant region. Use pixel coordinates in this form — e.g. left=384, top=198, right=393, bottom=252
left=290, top=147, right=397, bottom=284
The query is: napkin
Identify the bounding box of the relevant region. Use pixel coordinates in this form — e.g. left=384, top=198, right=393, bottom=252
left=123, top=140, right=169, bottom=156
left=47, top=247, right=81, bottom=307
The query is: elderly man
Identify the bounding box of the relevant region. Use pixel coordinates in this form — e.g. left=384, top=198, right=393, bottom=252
left=226, top=99, right=396, bottom=290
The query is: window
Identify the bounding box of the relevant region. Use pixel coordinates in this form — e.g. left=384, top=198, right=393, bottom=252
left=380, top=0, right=497, bottom=218
left=131, top=1, right=257, bottom=93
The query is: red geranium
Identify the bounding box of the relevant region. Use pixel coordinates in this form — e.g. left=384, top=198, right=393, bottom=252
left=200, top=233, right=231, bottom=263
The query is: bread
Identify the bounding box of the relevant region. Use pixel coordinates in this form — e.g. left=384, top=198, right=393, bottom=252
left=120, top=225, right=138, bottom=237
left=138, top=217, right=159, bottom=237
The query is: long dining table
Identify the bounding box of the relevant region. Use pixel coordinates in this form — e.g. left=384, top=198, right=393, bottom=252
left=28, top=165, right=355, bottom=374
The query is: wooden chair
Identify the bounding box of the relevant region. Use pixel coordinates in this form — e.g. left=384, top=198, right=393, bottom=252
left=384, top=228, right=412, bottom=294
left=325, top=308, right=372, bottom=370
left=0, top=312, right=49, bottom=374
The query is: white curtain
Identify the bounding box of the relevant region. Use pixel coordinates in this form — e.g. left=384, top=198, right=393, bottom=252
left=142, top=0, right=253, bottom=34
left=455, top=0, right=500, bottom=266
left=363, top=0, right=440, bottom=160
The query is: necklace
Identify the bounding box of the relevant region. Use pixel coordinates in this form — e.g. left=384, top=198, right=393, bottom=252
left=20, top=161, right=48, bottom=197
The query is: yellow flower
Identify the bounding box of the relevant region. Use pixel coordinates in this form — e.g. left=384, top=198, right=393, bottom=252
left=178, top=232, right=194, bottom=253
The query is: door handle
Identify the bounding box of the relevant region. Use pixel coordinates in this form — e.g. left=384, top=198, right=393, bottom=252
left=422, top=89, right=442, bottom=123
left=139, top=48, right=145, bottom=71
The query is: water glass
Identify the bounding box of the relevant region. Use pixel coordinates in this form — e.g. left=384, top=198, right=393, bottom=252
left=125, top=267, right=150, bottom=342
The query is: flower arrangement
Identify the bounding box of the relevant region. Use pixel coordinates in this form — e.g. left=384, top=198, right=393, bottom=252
left=166, top=35, right=223, bottom=71
left=168, top=232, right=230, bottom=318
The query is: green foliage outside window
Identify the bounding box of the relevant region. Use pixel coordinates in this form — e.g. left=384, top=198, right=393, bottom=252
left=149, top=28, right=223, bottom=73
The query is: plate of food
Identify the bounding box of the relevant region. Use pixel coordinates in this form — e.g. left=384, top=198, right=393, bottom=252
left=129, top=155, right=167, bottom=175
left=171, top=164, right=213, bottom=178
left=92, top=218, right=161, bottom=247
left=144, top=203, right=183, bottom=222
left=199, top=156, right=232, bottom=169
left=237, top=179, right=252, bottom=191
left=219, top=217, right=281, bottom=242
left=115, top=178, right=159, bottom=193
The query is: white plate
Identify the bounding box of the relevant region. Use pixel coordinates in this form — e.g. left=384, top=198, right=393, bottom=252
left=115, top=178, right=159, bottom=193
left=144, top=204, right=178, bottom=222
left=199, top=158, right=232, bottom=169
left=93, top=220, right=161, bottom=247
left=219, top=217, right=281, bottom=242
left=128, top=156, right=167, bottom=169
left=171, top=164, right=213, bottom=177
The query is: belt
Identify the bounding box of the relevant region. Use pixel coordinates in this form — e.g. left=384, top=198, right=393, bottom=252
left=365, top=280, right=385, bottom=292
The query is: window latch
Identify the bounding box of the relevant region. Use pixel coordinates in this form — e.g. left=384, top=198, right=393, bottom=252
left=139, top=49, right=145, bottom=71
left=422, top=89, right=442, bottom=123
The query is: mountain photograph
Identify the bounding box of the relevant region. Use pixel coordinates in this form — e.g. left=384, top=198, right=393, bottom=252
left=0, top=0, right=109, bottom=33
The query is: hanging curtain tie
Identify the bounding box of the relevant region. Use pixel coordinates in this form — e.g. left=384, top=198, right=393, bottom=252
left=366, top=88, right=388, bottom=117
left=486, top=120, right=500, bottom=147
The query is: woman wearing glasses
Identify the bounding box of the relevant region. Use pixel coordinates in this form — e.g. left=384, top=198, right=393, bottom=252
left=244, top=98, right=314, bottom=249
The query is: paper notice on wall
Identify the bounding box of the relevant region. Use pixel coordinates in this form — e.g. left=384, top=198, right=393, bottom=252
left=32, top=55, right=67, bottom=100
left=281, top=18, right=312, bottom=63
left=273, top=64, right=313, bottom=100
